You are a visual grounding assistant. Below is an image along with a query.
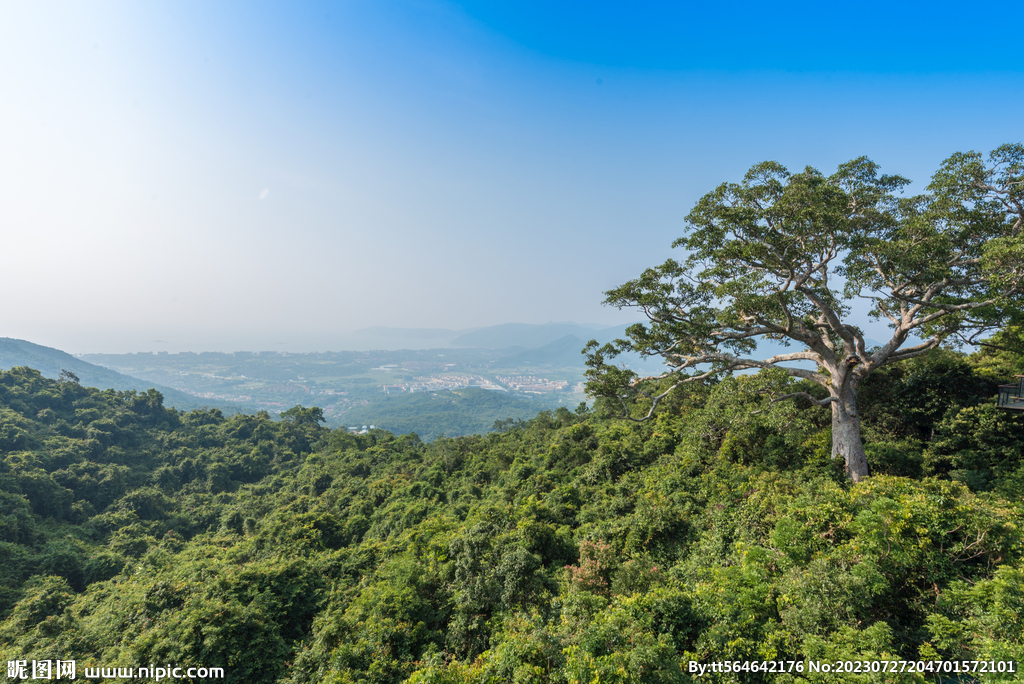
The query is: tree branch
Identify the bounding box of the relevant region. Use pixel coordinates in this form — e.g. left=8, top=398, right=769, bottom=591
left=751, top=391, right=837, bottom=415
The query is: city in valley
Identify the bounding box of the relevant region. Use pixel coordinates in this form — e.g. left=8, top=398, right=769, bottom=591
left=81, top=345, right=592, bottom=440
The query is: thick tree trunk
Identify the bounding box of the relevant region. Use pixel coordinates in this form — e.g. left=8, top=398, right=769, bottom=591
left=831, top=383, right=869, bottom=482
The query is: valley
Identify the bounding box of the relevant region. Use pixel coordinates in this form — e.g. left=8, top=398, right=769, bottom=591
left=80, top=330, right=602, bottom=439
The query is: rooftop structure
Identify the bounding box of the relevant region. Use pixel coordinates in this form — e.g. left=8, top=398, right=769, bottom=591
left=997, top=376, right=1024, bottom=411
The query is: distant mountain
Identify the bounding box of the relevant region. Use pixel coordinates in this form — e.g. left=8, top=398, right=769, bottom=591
left=0, top=338, right=234, bottom=412
left=587, top=323, right=634, bottom=345
left=450, top=323, right=608, bottom=350
left=319, top=323, right=627, bottom=352
left=342, top=327, right=465, bottom=350
left=493, top=331, right=666, bottom=376
left=501, top=335, right=589, bottom=368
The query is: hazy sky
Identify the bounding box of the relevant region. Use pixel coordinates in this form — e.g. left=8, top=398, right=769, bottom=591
left=3, top=1, right=1023, bottom=353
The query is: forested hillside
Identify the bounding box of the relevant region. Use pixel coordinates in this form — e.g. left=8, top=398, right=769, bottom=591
left=1, top=344, right=1023, bottom=682
left=0, top=338, right=236, bottom=414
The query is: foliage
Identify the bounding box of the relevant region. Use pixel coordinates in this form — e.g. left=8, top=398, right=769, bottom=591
left=1, top=359, right=1023, bottom=683
left=585, top=144, right=1024, bottom=481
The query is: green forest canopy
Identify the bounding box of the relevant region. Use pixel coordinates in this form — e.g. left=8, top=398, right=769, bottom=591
left=0, top=341, right=1023, bottom=682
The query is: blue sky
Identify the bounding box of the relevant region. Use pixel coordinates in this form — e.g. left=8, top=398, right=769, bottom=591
left=3, top=1, right=1022, bottom=353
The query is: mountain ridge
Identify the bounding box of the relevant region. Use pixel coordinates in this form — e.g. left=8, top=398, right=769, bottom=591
left=0, top=337, right=236, bottom=413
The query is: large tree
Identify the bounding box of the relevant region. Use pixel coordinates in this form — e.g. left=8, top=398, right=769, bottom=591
left=585, top=145, right=1024, bottom=481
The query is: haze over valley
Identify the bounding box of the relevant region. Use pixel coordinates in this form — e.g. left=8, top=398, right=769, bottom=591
left=79, top=322, right=636, bottom=439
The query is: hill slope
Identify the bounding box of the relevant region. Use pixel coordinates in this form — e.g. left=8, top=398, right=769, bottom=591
left=501, top=334, right=590, bottom=367
left=0, top=338, right=233, bottom=412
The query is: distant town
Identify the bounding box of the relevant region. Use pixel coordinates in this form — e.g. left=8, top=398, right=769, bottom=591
left=380, top=372, right=577, bottom=394
left=80, top=343, right=593, bottom=439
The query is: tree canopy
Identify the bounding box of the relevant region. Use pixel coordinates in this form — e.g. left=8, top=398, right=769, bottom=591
left=2, top=358, right=1024, bottom=682
left=585, top=144, right=1024, bottom=481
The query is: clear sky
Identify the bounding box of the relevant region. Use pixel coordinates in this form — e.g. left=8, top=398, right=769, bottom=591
left=3, top=1, right=1022, bottom=353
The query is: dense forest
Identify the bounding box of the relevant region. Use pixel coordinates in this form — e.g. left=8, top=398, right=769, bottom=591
left=1, top=337, right=1023, bottom=682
